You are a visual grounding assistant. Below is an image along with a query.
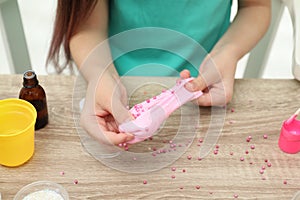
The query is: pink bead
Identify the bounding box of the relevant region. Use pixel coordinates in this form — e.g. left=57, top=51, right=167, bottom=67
left=73, top=179, right=78, bottom=184
left=259, top=169, right=264, bottom=174
left=267, top=162, right=272, bottom=167
left=143, top=180, right=147, bottom=184
left=153, top=96, right=157, bottom=100
left=283, top=180, right=287, bottom=185
left=133, top=157, right=137, bottom=161
left=198, top=157, right=202, bottom=161
left=230, top=152, right=234, bottom=156
left=198, top=138, right=203, bottom=143
left=234, top=194, right=238, bottom=198
left=262, top=177, right=266, bottom=180
left=215, top=145, right=220, bottom=149
left=214, top=150, right=218, bottom=155
left=264, top=159, right=268, bottom=163
left=248, top=135, right=252, bottom=140
left=187, top=155, right=192, bottom=160
left=250, top=145, right=255, bottom=150
left=231, top=108, right=235, bottom=112
left=263, top=134, right=268, bottom=139
left=245, top=150, right=249, bottom=154
left=60, top=171, right=65, bottom=176
left=179, top=186, right=184, bottom=190
left=169, top=140, right=173, bottom=144
left=171, top=175, right=176, bottom=179
left=195, top=185, right=201, bottom=190
left=240, top=157, right=244, bottom=161
left=171, top=167, right=176, bottom=171
left=146, top=99, right=150, bottom=103
left=182, top=169, right=186, bottom=173
left=246, top=138, right=251, bottom=142
left=261, top=165, right=266, bottom=170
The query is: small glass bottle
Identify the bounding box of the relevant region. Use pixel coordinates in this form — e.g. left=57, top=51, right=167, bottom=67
left=19, top=70, right=48, bottom=130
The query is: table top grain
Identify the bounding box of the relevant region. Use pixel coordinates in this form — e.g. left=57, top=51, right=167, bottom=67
left=0, top=74, right=300, bottom=200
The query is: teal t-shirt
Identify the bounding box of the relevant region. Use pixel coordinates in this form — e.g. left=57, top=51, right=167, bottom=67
left=108, top=0, right=232, bottom=77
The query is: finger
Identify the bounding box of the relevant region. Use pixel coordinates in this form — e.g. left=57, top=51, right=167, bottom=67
left=111, top=99, right=134, bottom=124
left=184, top=75, right=207, bottom=92
left=195, top=87, right=227, bottom=107
left=179, top=69, right=191, bottom=79
left=105, top=131, right=135, bottom=145
left=80, top=112, right=134, bottom=145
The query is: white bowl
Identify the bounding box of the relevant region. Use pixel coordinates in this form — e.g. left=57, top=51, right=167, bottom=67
left=14, top=181, right=69, bottom=200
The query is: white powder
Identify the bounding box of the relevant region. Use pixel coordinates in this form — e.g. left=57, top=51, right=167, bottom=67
left=22, top=189, right=64, bottom=200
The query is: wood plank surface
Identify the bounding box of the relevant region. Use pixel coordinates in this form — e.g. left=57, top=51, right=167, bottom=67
left=0, top=74, right=300, bottom=200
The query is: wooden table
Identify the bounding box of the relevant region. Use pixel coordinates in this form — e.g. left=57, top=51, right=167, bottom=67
left=0, top=74, right=300, bottom=200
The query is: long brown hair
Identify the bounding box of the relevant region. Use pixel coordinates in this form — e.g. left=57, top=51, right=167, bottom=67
left=47, top=0, right=98, bottom=73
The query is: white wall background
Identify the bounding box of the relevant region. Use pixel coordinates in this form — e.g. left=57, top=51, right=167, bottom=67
left=0, top=0, right=295, bottom=78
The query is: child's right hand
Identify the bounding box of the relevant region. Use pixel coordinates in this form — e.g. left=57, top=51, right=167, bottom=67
left=79, top=71, right=134, bottom=146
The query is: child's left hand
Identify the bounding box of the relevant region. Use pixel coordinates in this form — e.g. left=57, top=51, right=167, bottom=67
left=180, top=48, right=237, bottom=106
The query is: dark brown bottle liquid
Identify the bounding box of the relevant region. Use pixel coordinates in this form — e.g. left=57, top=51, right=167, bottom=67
left=19, top=70, right=48, bottom=130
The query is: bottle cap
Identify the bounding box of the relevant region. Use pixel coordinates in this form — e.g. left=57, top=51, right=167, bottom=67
left=278, top=108, right=300, bottom=154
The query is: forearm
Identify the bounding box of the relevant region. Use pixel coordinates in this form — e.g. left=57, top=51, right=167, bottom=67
left=69, top=0, right=118, bottom=82
left=211, top=0, right=271, bottom=62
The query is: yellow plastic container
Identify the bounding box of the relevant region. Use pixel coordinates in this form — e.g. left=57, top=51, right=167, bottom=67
left=0, top=98, right=37, bottom=167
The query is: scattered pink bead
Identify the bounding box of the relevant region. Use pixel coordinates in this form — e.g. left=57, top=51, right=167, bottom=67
left=118, top=143, right=123, bottom=147
left=73, top=179, right=78, bottom=184
left=146, top=99, right=150, bottom=103
left=261, top=165, right=266, bottom=170
left=246, top=138, right=251, bottom=142
left=133, top=157, right=137, bottom=161
left=171, top=167, right=176, bottom=172
left=267, top=162, right=272, bottom=167
left=153, top=96, right=157, bottom=99
left=262, top=177, right=266, bottom=180
left=283, top=180, right=287, bottom=185
left=143, top=180, right=147, bottom=184
left=264, top=159, right=268, bottom=163
left=179, top=186, right=184, bottom=190
left=263, top=134, right=268, bottom=139
left=234, top=194, right=238, bottom=198
left=245, top=150, right=249, bottom=154
left=248, top=135, right=252, bottom=140
left=240, top=157, right=244, bottom=161
left=171, top=175, right=176, bottom=179
left=231, top=108, right=235, bottom=113
left=198, top=157, right=202, bottom=161
left=198, top=138, right=203, bottom=143
left=169, top=140, right=173, bottom=144
left=215, top=145, right=220, bottom=149
left=230, top=152, right=234, bottom=156
left=60, top=171, right=65, bottom=176
left=259, top=169, right=264, bottom=174
left=214, top=150, right=218, bottom=155
left=152, top=153, right=156, bottom=157
left=124, top=146, right=129, bottom=151
left=249, top=162, right=253, bottom=165
left=187, top=155, right=192, bottom=160
left=195, top=185, right=201, bottom=190
left=229, top=120, right=234, bottom=124
left=182, top=169, right=186, bottom=173
left=250, top=145, right=255, bottom=150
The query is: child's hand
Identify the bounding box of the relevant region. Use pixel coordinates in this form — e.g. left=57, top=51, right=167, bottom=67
left=80, top=71, right=134, bottom=146
left=180, top=49, right=237, bottom=106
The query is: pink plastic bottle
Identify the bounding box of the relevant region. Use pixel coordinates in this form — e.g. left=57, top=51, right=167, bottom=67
left=278, top=108, right=300, bottom=154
